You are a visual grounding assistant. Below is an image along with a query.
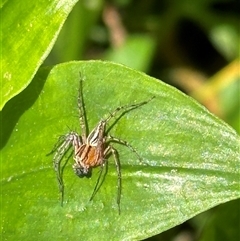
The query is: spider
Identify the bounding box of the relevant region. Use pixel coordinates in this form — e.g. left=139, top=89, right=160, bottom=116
left=49, top=74, right=154, bottom=213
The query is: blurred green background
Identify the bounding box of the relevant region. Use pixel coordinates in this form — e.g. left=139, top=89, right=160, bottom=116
left=44, top=0, right=239, bottom=240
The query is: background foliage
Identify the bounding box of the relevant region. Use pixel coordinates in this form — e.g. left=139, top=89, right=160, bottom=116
left=1, top=0, right=239, bottom=240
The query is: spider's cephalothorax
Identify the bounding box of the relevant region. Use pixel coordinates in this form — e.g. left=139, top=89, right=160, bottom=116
left=50, top=75, right=154, bottom=213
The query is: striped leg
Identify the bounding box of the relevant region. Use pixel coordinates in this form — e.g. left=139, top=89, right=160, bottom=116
left=107, top=135, right=142, bottom=162
left=109, top=145, right=122, bottom=214
left=52, top=132, right=81, bottom=205
left=104, top=96, right=155, bottom=123
left=78, top=73, right=88, bottom=142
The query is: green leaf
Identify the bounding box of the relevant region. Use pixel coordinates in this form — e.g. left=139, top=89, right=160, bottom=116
left=46, top=0, right=104, bottom=63
left=1, top=61, right=239, bottom=240
left=0, top=0, right=78, bottom=110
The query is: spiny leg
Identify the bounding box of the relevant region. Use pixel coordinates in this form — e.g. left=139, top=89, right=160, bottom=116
left=110, top=145, right=122, bottom=214
left=52, top=136, right=72, bottom=171
left=46, top=134, right=70, bottom=156
left=86, top=97, right=155, bottom=147
left=89, top=161, right=108, bottom=202
left=52, top=133, right=80, bottom=172
left=107, top=137, right=141, bottom=214
left=52, top=133, right=81, bottom=205
left=78, top=73, right=87, bottom=142
left=58, top=150, right=73, bottom=206
left=107, top=135, right=143, bottom=163
left=88, top=145, right=122, bottom=214
left=47, top=135, right=72, bottom=197
left=52, top=137, right=72, bottom=205
left=89, top=145, right=110, bottom=202
left=104, top=96, right=155, bottom=124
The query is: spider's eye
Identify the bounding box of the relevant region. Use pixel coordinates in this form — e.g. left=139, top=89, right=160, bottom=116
left=73, top=165, right=92, bottom=178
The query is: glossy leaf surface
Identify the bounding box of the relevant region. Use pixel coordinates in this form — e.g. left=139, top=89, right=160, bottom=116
left=1, top=61, right=239, bottom=240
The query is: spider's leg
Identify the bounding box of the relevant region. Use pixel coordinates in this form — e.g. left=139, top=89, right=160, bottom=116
left=59, top=149, right=74, bottom=205
left=52, top=133, right=79, bottom=205
left=104, top=96, right=155, bottom=123
left=53, top=137, right=71, bottom=205
left=107, top=135, right=143, bottom=163
left=89, top=162, right=106, bottom=202
left=46, top=135, right=68, bottom=156
left=109, top=145, right=121, bottom=214
left=89, top=145, right=122, bottom=214
left=53, top=135, right=73, bottom=171
left=78, top=73, right=87, bottom=142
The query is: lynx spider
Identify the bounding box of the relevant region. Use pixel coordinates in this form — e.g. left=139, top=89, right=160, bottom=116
left=50, top=75, right=154, bottom=213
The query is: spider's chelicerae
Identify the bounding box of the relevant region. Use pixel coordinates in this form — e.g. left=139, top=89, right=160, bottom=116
left=50, top=75, right=154, bottom=213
